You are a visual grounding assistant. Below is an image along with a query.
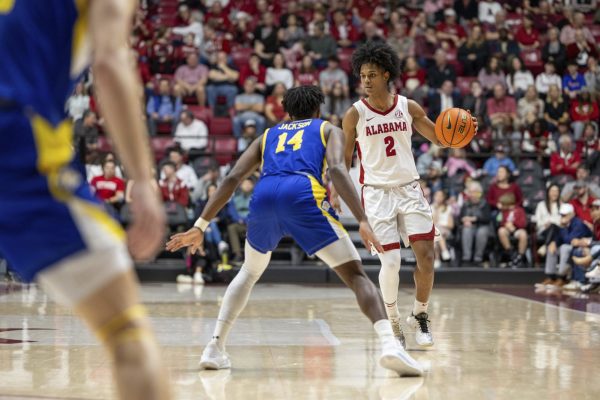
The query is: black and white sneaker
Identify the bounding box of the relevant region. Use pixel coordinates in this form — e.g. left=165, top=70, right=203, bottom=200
left=406, top=313, right=434, bottom=347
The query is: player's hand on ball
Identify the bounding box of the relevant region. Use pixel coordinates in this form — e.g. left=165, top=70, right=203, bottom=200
left=467, top=109, right=478, bottom=134
left=358, top=220, right=384, bottom=254
left=166, top=228, right=205, bottom=255
left=127, top=180, right=166, bottom=261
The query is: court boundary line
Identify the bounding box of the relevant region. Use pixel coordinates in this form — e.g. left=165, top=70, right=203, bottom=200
left=477, top=288, right=600, bottom=318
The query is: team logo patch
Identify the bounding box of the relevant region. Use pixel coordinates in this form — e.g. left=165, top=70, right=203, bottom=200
left=395, top=110, right=403, bottom=119
left=57, top=167, right=83, bottom=192
left=322, top=200, right=332, bottom=213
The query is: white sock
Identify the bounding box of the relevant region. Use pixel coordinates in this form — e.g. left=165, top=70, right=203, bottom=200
left=413, top=299, right=429, bottom=316
left=377, top=250, right=401, bottom=319
left=374, top=319, right=396, bottom=350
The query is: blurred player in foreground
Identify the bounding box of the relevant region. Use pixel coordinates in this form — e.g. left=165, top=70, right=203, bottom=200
left=0, top=1, right=168, bottom=398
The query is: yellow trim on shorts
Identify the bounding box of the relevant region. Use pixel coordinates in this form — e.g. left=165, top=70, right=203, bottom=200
left=260, top=128, right=269, bottom=171
left=307, top=175, right=346, bottom=234
left=320, top=120, right=328, bottom=147
left=95, top=304, right=148, bottom=343
left=0, top=0, right=16, bottom=13
left=75, top=198, right=127, bottom=240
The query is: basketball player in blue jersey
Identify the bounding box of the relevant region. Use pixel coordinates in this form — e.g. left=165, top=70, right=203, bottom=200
left=167, top=85, right=424, bottom=376
left=0, top=1, right=169, bottom=399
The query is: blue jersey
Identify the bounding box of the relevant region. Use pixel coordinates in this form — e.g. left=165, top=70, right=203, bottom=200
left=0, top=0, right=89, bottom=125
left=0, top=1, right=127, bottom=283
left=246, top=118, right=347, bottom=255
left=261, top=118, right=328, bottom=183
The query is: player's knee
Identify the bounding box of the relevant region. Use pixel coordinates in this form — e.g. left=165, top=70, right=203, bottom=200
left=378, top=250, right=401, bottom=272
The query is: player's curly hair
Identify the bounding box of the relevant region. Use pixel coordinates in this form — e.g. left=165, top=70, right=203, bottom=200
left=282, top=85, right=325, bottom=119
left=351, top=41, right=400, bottom=82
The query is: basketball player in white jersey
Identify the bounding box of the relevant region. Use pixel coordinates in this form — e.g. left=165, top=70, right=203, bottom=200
left=332, top=41, right=477, bottom=348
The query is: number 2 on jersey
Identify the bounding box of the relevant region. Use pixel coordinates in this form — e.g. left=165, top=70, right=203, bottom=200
left=384, top=136, right=397, bottom=157
left=275, top=130, right=304, bottom=153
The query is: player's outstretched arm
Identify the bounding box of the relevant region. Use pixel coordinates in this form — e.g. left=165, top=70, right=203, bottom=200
left=89, top=0, right=165, bottom=261
left=325, top=125, right=384, bottom=253
left=166, top=136, right=262, bottom=254
left=408, top=99, right=446, bottom=147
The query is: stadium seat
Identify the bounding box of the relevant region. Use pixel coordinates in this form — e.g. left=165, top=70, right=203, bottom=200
left=151, top=136, right=175, bottom=162
left=214, top=137, right=237, bottom=165
left=231, top=47, right=254, bottom=69
left=187, top=105, right=212, bottom=125
left=209, top=116, right=233, bottom=136
left=521, top=49, right=543, bottom=75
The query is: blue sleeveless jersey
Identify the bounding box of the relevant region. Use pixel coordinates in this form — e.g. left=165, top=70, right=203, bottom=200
left=0, top=0, right=89, bottom=125
left=246, top=118, right=348, bottom=255
left=261, top=118, right=328, bottom=183
left=0, top=1, right=127, bottom=283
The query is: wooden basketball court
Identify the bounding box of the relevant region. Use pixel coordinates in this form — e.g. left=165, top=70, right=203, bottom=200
left=1, top=283, right=599, bottom=399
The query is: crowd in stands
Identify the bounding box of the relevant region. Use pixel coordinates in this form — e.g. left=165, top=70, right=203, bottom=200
left=58, top=0, right=600, bottom=292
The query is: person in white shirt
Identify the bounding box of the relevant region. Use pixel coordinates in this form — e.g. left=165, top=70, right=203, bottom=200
left=536, top=61, right=562, bottom=96
left=174, top=110, right=208, bottom=152
left=478, top=0, right=503, bottom=25
left=66, top=81, right=90, bottom=121
left=165, top=147, right=198, bottom=190
left=506, top=56, right=534, bottom=99
left=265, top=53, right=294, bottom=89
left=173, top=11, right=204, bottom=47
left=534, top=184, right=562, bottom=259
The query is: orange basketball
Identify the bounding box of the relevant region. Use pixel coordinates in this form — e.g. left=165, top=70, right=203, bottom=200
left=434, top=108, right=476, bottom=148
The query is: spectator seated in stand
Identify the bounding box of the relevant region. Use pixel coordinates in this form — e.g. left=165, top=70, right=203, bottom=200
left=400, top=56, right=427, bottom=106
left=562, top=166, right=600, bottom=202
left=460, top=180, right=491, bottom=264
left=514, top=13, right=540, bottom=51
left=506, top=56, right=535, bottom=100
left=252, top=11, right=280, bottom=65
left=486, top=165, right=523, bottom=211
left=496, top=193, right=529, bottom=269
left=585, top=56, right=600, bottom=100
left=174, top=53, right=208, bottom=106
left=569, top=182, right=598, bottom=231
left=73, top=109, right=99, bottom=150
left=478, top=56, right=506, bottom=95
left=544, top=84, right=570, bottom=132
left=570, top=90, right=599, bottom=140
left=563, top=61, right=587, bottom=100
left=487, top=84, right=517, bottom=140
left=571, top=199, right=600, bottom=292
left=550, top=134, right=581, bottom=179
left=436, top=8, right=467, bottom=49
left=457, top=24, right=487, bottom=77
left=206, top=50, right=240, bottom=111
left=146, top=78, right=182, bottom=136
left=319, top=56, right=350, bottom=98
left=427, top=80, right=462, bottom=121
left=305, top=22, right=338, bottom=69
left=226, top=178, right=254, bottom=264
left=483, top=144, right=517, bottom=177
left=238, top=119, right=258, bottom=153
left=542, top=27, right=567, bottom=73
left=516, top=85, right=544, bottom=131
left=536, top=61, right=562, bottom=97
left=567, top=29, right=598, bottom=69
left=159, top=161, right=190, bottom=208
left=266, top=53, right=294, bottom=90
left=543, top=203, right=592, bottom=289
left=265, top=82, right=287, bottom=126
left=91, top=159, right=125, bottom=215
left=535, top=184, right=563, bottom=258
left=295, top=54, right=319, bottom=87
left=174, top=110, right=208, bottom=154
left=238, top=53, right=267, bottom=93
left=320, top=81, right=351, bottom=121
left=165, top=147, right=198, bottom=190
left=427, top=49, right=457, bottom=95
left=232, top=77, right=266, bottom=138
left=66, top=81, right=90, bottom=122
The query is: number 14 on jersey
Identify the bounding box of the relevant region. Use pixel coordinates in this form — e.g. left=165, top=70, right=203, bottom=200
left=275, top=130, right=304, bottom=153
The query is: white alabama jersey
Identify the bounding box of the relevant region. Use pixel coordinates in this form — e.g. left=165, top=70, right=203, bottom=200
left=353, top=94, right=420, bottom=186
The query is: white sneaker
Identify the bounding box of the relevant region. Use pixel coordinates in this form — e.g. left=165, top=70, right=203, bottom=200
left=199, top=340, right=231, bottom=370
left=562, top=280, right=583, bottom=291
left=379, top=342, right=423, bottom=377
left=406, top=313, right=434, bottom=347
left=176, top=274, right=193, bottom=284
left=433, top=259, right=442, bottom=269
left=193, top=271, right=205, bottom=284
left=390, top=318, right=406, bottom=349
left=585, top=266, right=600, bottom=279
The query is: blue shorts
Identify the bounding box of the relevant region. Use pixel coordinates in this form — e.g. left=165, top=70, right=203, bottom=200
left=247, top=174, right=347, bottom=255
left=0, top=108, right=128, bottom=283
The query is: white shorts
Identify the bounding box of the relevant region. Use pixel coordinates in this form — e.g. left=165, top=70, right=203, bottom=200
left=362, top=182, right=437, bottom=250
